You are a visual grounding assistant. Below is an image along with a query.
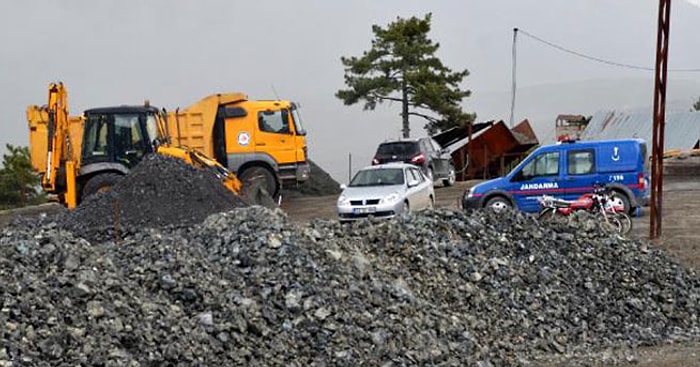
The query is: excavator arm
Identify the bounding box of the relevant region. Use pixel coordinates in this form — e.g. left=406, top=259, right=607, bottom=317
left=156, top=145, right=242, bottom=194
left=156, top=145, right=275, bottom=206
left=42, top=82, right=78, bottom=208
left=43, top=83, right=68, bottom=191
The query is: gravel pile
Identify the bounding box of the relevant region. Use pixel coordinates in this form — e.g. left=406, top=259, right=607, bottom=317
left=59, top=154, right=246, bottom=241
left=1, top=208, right=699, bottom=366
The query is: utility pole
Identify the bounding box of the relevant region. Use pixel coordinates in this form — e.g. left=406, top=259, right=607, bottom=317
left=650, top=0, right=671, bottom=240
left=509, top=28, right=518, bottom=128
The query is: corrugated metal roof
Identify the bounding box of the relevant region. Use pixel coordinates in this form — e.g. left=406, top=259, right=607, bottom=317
left=580, top=109, right=700, bottom=150
left=433, top=121, right=494, bottom=149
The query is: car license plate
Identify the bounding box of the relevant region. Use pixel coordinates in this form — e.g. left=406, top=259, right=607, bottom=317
left=353, top=207, right=376, bottom=214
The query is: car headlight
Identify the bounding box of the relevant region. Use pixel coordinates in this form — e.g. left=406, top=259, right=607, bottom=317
left=380, top=192, right=400, bottom=204
left=337, top=194, right=350, bottom=206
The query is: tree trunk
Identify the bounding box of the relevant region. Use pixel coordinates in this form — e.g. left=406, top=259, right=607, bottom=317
left=401, top=81, right=410, bottom=138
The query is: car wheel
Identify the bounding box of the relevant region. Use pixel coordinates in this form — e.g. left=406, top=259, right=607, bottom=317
left=427, top=196, right=435, bottom=210
left=485, top=196, right=511, bottom=212
left=442, top=164, right=456, bottom=187
left=610, top=191, right=631, bottom=214
left=401, top=201, right=410, bottom=215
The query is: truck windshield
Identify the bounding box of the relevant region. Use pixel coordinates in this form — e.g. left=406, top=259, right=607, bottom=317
left=291, top=104, right=306, bottom=136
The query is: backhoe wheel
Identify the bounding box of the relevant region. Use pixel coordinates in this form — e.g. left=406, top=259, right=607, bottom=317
left=82, top=173, right=123, bottom=200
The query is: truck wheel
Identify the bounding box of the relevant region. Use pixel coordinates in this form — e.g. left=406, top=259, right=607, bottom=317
left=238, top=166, right=279, bottom=207
left=82, top=173, right=123, bottom=200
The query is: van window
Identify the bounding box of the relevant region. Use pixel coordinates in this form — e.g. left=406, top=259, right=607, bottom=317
left=567, top=149, right=595, bottom=175
left=521, top=151, right=560, bottom=178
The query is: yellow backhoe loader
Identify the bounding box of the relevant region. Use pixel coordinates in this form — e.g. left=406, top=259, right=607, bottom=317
left=27, top=82, right=250, bottom=208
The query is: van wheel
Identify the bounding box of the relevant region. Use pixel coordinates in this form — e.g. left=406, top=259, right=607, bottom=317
left=610, top=191, right=631, bottom=214
left=485, top=196, right=511, bottom=212
left=82, top=173, right=123, bottom=200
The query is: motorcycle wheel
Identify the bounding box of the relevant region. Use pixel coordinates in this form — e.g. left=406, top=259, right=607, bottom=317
left=538, top=208, right=567, bottom=223
left=600, top=212, right=624, bottom=233
left=613, top=212, right=633, bottom=235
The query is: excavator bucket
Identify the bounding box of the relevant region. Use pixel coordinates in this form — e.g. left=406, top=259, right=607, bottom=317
left=155, top=145, right=279, bottom=207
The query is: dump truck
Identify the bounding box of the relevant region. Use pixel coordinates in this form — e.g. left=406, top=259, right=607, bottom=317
left=27, top=82, right=243, bottom=208
left=166, top=93, right=310, bottom=198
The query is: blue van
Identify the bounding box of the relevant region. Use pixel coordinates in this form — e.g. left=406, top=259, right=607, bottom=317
left=462, top=139, right=650, bottom=214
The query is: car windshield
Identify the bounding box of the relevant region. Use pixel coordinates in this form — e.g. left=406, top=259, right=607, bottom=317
left=349, top=168, right=404, bottom=187
left=376, top=142, right=419, bottom=156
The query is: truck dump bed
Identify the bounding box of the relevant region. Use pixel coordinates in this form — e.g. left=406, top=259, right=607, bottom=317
left=166, top=93, right=248, bottom=157
left=27, top=105, right=84, bottom=175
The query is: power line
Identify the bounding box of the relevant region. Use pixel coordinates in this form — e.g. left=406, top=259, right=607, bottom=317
left=517, top=28, right=700, bottom=72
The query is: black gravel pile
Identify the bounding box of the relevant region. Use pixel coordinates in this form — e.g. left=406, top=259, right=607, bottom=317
left=1, top=208, right=699, bottom=366
left=281, top=160, right=341, bottom=199
left=59, top=154, right=245, bottom=241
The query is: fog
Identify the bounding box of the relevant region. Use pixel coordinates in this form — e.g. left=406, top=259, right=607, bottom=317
left=2, top=0, right=700, bottom=180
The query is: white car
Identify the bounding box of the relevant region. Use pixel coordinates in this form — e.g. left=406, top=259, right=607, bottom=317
left=337, top=163, right=435, bottom=221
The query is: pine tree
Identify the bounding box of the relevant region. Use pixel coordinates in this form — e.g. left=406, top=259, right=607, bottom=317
left=336, top=14, right=474, bottom=137
left=0, top=144, right=43, bottom=208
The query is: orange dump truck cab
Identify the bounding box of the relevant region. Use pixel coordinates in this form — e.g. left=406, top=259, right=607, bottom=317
left=167, top=93, right=310, bottom=197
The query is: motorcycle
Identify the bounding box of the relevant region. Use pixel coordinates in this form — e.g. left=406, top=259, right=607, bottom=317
left=537, top=185, right=633, bottom=235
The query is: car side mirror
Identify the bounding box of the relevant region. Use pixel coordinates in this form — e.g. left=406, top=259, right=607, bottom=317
left=340, top=183, right=347, bottom=190
left=407, top=179, right=419, bottom=188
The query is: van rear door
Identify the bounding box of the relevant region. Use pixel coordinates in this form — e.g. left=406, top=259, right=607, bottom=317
left=596, top=141, right=638, bottom=188
left=508, top=149, right=563, bottom=212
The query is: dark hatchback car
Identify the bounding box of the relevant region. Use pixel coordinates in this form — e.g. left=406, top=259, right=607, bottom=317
left=372, top=138, right=456, bottom=186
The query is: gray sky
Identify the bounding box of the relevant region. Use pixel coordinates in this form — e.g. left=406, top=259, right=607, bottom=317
left=2, top=0, right=700, bottom=181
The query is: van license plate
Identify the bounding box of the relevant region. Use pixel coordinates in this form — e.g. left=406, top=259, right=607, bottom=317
left=353, top=207, right=376, bottom=214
